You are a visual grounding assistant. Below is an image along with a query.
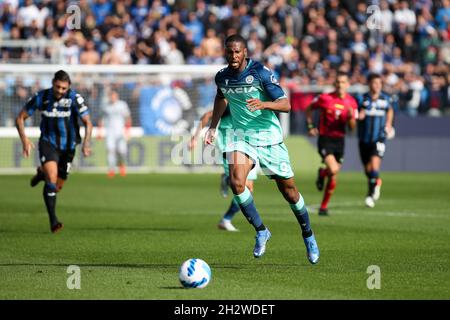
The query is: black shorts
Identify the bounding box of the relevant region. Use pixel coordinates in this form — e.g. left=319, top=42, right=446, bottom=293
left=318, top=136, right=345, bottom=164
left=359, top=141, right=386, bottom=165
left=38, top=139, right=75, bottom=180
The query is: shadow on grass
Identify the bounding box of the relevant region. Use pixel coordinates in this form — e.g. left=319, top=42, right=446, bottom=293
left=0, top=227, right=191, bottom=233
left=70, top=227, right=191, bottom=232
left=0, top=262, right=308, bottom=269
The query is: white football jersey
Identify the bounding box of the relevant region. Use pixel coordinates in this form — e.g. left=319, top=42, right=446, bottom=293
left=102, top=100, right=130, bottom=132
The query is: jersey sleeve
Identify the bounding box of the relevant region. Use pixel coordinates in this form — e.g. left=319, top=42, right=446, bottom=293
left=24, top=93, right=39, bottom=116
left=73, top=92, right=89, bottom=118
left=215, top=71, right=225, bottom=99
left=310, top=94, right=326, bottom=110
left=258, top=66, right=286, bottom=101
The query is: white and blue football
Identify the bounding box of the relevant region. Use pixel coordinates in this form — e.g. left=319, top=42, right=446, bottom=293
left=179, top=258, right=211, bottom=289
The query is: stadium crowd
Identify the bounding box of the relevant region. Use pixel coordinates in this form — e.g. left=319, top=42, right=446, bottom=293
left=0, top=0, right=449, bottom=118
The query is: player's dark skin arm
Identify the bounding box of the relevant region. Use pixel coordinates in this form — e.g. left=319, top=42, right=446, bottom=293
left=305, top=104, right=319, bottom=136
left=205, top=95, right=227, bottom=145
left=81, top=114, right=93, bottom=157
left=189, top=111, right=213, bottom=150
left=198, top=111, right=213, bottom=130
left=246, top=97, right=290, bottom=113
left=15, top=109, right=34, bottom=158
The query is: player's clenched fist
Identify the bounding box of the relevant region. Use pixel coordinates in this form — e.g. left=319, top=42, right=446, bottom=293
left=204, top=128, right=216, bottom=145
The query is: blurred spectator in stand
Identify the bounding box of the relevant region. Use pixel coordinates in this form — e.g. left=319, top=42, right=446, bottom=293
left=165, top=40, right=185, bottom=64
left=80, top=39, right=101, bottom=64
left=436, top=0, right=450, bottom=31
left=394, top=1, right=416, bottom=32
left=0, top=0, right=448, bottom=117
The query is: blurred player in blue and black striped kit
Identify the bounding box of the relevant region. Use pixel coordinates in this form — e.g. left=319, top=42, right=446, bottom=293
left=15, top=70, right=93, bottom=233
left=357, top=73, right=394, bottom=208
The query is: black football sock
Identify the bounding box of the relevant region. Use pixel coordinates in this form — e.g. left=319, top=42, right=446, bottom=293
left=368, top=171, right=379, bottom=196
left=43, top=182, right=58, bottom=227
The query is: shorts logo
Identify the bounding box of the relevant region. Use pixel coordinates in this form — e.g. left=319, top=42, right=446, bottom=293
left=245, top=75, right=254, bottom=84
left=376, top=142, right=386, bottom=156
left=41, top=156, right=46, bottom=163
left=280, top=161, right=289, bottom=173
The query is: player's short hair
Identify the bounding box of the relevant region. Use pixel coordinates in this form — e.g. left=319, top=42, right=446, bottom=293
left=53, top=70, right=71, bottom=84
left=368, top=73, right=382, bottom=82
left=225, top=34, right=247, bottom=48
left=336, top=71, right=349, bottom=79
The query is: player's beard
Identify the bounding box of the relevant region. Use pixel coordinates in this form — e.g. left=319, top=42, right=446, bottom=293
left=53, top=90, right=63, bottom=100
left=230, top=60, right=240, bottom=69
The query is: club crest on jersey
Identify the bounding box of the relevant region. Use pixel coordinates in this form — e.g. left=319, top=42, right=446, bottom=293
left=270, top=74, right=278, bottom=84
left=58, top=98, right=72, bottom=108
left=245, top=75, right=254, bottom=84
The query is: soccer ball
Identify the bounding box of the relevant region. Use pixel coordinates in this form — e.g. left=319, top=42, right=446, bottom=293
left=179, top=258, right=211, bottom=289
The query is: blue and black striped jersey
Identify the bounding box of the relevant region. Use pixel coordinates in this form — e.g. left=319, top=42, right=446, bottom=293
left=357, top=92, right=393, bottom=143
left=24, top=88, right=89, bottom=151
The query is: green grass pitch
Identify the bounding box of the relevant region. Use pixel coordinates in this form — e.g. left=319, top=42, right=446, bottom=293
left=0, top=172, right=449, bottom=299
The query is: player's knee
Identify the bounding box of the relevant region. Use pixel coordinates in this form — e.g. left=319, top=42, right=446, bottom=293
left=230, top=177, right=246, bottom=195
left=245, top=181, right=254, bottom=193
left=56, top=178, right=66, bottom=192
left=328, top=166, right=339, bottom=176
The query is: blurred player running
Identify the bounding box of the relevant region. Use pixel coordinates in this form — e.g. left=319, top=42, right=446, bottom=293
left=189, top=107, right=257, bottom=232
left=15, top=70, right=92, bottom=233
left=357, top=73, right=394, bottom=208
left=305, top=72, right=358, bottom=216
left=205, top=34, right=319, bottom=264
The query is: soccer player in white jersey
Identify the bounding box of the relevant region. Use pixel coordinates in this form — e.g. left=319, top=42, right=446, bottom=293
left=98, top=89, right=132, bottom=177
left=204, top=34, right=319, bottom=264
